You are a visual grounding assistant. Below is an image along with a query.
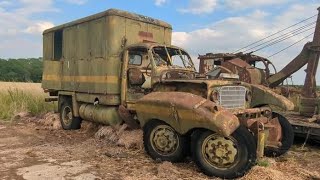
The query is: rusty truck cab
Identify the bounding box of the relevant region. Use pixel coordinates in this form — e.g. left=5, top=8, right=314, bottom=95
left=122, top=43, right=197, bottom=109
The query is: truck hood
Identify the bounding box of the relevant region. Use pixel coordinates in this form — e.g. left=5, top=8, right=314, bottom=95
left=161, top=79, right=295, bottom=111
left=162, top=79, right=245, bottom=88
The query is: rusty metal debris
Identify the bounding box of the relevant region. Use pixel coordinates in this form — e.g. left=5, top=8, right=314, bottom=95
left=198, top=7, right=320, bottom=141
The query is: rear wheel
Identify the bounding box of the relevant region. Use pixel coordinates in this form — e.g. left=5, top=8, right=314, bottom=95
left=265, top=112, right=294, bottom=157
left=59, top=98, right=81, bottom=130
left=191, top=126, right=256, bottom=179
left=143, top=120, right=187, bottom=162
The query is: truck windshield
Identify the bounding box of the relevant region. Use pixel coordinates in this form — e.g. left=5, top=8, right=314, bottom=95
left=152, top=46, right=195, bottom=70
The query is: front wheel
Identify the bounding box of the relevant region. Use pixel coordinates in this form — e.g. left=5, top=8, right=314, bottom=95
left=143, top=120, right=187, bottom=162
left=265, top=112, right=294, bottom=157
left=191, top=126, right=257, bottom=179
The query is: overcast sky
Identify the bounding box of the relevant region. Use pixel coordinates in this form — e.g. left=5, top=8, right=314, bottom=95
left=0, top=0, right=319, bottom=84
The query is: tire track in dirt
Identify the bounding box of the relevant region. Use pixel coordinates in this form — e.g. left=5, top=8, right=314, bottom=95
left=0, top=122, right=100, bottom=179
left=0, top=115, right=320, bottom=180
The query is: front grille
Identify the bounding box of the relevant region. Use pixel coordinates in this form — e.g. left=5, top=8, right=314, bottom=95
left=218, top=86, right=246, bottom=109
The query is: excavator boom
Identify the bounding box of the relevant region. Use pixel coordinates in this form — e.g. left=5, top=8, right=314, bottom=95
left=268, top=8, right=320, bottom=93
left=301, top=7, right=320, bottom=98
left=267, top=43, right=311, bottom=88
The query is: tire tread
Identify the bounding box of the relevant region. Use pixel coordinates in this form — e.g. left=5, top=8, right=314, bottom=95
left=191, top=126, right=257, bottom=179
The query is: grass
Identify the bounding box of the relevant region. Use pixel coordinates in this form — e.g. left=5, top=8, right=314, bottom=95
left=257, top=159, right=270, bottom=167
left=0, top=82, right=56, bottom=120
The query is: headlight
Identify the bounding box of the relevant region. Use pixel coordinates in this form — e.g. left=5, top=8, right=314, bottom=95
left=211, top=91, right=219, bottom=102
left=264, top=109, right=272, bottom=118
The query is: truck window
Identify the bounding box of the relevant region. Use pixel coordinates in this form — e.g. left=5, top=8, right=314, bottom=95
left=129, top=54, right=142, bottom=65
left=152, top=47, right=194, bottom=69
left=172, top=54, right=189, bottom=67
left=54, top=30, right=63, bottom=60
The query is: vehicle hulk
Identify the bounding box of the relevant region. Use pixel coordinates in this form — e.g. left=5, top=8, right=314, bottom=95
left=42, top=9, right=294, bottom=179
left=197, top=7, right=320, bottom=141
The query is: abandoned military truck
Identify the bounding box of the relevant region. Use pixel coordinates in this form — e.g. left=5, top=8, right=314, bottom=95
left=42, top=9, right=295, bottom=179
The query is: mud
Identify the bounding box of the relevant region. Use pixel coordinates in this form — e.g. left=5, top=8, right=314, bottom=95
left=0, top=113, right=319, bottom=180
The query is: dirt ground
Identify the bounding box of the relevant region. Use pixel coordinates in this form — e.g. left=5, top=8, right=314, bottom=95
left=0, top=113, right=320, bottom=180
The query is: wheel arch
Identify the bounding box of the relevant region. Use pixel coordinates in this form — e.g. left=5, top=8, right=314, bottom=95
left=136, top=92, right=240, bottom=137
left=186, top=127, right=210, bottom=137
left=58, top=91, right=80, bottom=117
left=58, top=95, right=70, bottom=111
left=142, top=119, right=216, bottom=136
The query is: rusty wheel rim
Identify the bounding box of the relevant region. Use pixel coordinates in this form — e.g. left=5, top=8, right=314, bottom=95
left=62, top=106, right=72, bottom=126
left=201, top=133, right=239, bottom=169
left=150, top=124, right=179, bottom=155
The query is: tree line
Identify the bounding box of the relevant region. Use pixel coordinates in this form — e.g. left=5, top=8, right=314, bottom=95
left=0, top=58, right=320, bottom=89
left=0, top=58, right=43, bottom=83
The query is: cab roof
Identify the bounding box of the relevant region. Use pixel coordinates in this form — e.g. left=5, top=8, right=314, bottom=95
left=126, top=42, right=185, bottom=51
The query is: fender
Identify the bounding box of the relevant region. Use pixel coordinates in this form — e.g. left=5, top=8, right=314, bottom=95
left=250, top=84, right=294, bottom=111
left=135, top=92, right=240, bottom=137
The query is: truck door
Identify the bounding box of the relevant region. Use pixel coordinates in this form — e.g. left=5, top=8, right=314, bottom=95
left=124, top=47, right=151, bottom=107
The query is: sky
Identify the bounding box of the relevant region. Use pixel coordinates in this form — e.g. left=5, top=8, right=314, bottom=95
left=0, top=0, right=319, bottom=84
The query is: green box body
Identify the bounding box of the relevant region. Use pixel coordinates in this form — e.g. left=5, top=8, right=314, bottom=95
left=42, top=9, right=172, bottom=104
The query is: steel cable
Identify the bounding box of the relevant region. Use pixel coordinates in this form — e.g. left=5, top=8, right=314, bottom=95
left=251, top=26, right=315, bottom=53
left=242, top=21, right=316, bottom=53
left=233, top=14, right=317, bottom=53
left=267, top=32, right=314, bottom=58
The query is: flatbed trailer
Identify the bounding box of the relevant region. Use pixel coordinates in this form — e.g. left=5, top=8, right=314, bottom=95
left=285, top=112, right=320, bottom=141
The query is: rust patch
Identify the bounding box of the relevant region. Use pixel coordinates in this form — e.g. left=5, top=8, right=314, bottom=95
left=128, top=68, right=145, bottom=85
left=265, top=117, right=282, bottom=147
left=135, top=92, right=240, bottom=137
left=118, top=105, right=140, bottom=129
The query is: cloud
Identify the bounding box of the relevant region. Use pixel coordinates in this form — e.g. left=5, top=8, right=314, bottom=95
left=173, top=2, right=319, bottom=84
left=23, top=21, right=54, bottom=34
left=178, top=0, right=218, bottom=14
left=224, top=0, right=290, bottom=9
left=177, top=0, right=292, bottom=15
left=65, top=0, right=88, bottom=5
left=154, top=0, right=167, bottom=6
left=0, top=0, right=56, bottom=58
left=16, top=0, right=58, bottom=15
left=0, top=1, right=12, bottom=7
left=0, top=0, right=86, bottom=59
left=250, top=10, right=269, bottom=19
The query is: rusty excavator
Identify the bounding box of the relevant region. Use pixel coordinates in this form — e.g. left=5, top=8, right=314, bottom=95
left=198, top=7, right=320, bottom=140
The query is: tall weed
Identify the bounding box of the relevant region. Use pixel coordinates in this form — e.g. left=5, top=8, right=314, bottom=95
left=0, top=88, right=55, bottom=120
